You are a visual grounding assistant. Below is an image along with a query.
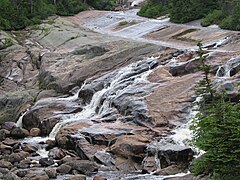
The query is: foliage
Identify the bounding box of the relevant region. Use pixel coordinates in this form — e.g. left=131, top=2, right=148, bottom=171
left=191, top=43, right=240, bottom=179
left=201, top=10, right=226, bottom=27
left=87, top=0, right=117, bottom=10
left=139, top=0, right=240, bottom=31
left=138, top=2, right=168, bottom=18
left=0, top=0, right=118, bottom=30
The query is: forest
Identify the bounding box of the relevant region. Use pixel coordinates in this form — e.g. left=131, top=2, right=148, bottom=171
left=0, top=0, right=116, bottom=30
left=138, top=0, right=240, bottom=31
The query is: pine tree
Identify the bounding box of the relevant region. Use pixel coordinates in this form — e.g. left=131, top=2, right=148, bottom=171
left=191, top=43, right=240, bottom=179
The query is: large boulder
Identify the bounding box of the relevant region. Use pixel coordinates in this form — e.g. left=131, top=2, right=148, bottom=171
left=110, top=135, right=150, bottom=158
left=64, top=160, right=98, bottom=175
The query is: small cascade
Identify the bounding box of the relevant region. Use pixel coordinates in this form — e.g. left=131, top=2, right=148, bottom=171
left=48, top=57, right=159, bottom=139
left=216, top=56, right=240, bottom=78
left=16, top=110, right=29, bottom=128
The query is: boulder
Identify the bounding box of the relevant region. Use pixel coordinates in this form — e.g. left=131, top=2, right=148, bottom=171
left=70, top=135, right=97, bottom=160
left=94, top=151, right=115, bottom=166
left=0, top=160, right=13, bottom=169
left=57, top=164, right=72, bottom=174
left=17, top=159, right=31, bottom=169
left=65, top=160, right=98, bottom=175
left=16, top=170, right=28, bottom=178
left=3, top=151, right=29, bottom=163
left=21, top=144, right=38, bottom=153
left=39, top=158, right=54, bottom=167
left=48, top=147, right=66, bottom=160
left=44, top=168, right=57, bottom=178
left=29, top=128, right=41, bottom=137
left=3, top=172, right=21, bottom=180
left=110, top=135, right=150, bottom=158
left=2, top=138, right=19, bottom=146
left=157, top=145, right=194, bottom=168
left=0, top=143, right=12, bottom=154
left=10, top=127, right=29, bottom=138
left=1, top=122, right=16, bottom=131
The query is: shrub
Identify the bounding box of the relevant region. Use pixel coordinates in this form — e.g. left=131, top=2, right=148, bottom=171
left=201, top=10, right=226, bottom=27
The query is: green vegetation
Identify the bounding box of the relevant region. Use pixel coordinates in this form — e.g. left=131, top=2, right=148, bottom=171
left=139, top=0, right=240, bottom=31
left=0, top=0, right=117, bottom=30
left=191, top=43, right=240, bottom=179
left=138, top=1, right=168, bottom=18
left=118, top=20, right=138, bottom=26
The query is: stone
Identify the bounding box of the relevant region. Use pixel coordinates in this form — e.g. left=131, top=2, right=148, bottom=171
left=1, top=122, right=16, bottom=131
left=58, top=156, right=81, bottom=165
left=110, top=135, right=150, bottom=158
left=4, top=151, right=29, bottom=163
left=10, top=127, right=29, bottom=138
left=17, top=159, right=31, bottom=169
left=3, top=172, right=21, bottom=180
left=0, top=143, right=12, bottom=154
left=21, top=144, right=38, bottom=153
left=94, top=151, right=115, bottom=166
left=0, top=160, right=13, bottom=169
left=142, top=155, right=158, bottom=173
left=157, top=145, right=194, bottom=168
left=65, top=160, right=98, bottom=175
left=39, top=158, right=54, bottom=167
left=48, top=147, right=66, bottom=160
left=70, top=135, right=97, bottom=160
left=66, top=175, right=86, bottom=180
left=94, top=176, right=107, bottom=180
left=153, top=164, right=185, bottom=176
left=56, top=164, right=72, bottom=174
left=16, top=170, right=28, bottom=177
left=30, top=128, right=41, bottom=137
left=44, top=168, right=57, bottom=178
left=0, top=167, right=10, bottom=174
left=0, top=129, right=7, bottom=141
left=2, top=138, right=19, bottom=146
left=45, top=139, right=56, bottom=150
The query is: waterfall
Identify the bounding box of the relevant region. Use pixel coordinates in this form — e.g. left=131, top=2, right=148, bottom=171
left=48, top=57, right=159, bottom=139
left=16, top=110, right=29, bottom=128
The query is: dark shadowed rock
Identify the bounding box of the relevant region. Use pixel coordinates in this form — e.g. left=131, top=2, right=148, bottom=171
left=10, top=127, right=29, bottom=138
left=16, top=170, right=28, bottom=178
left=3, top=151, right=29, bottom=163
left=0, top=129, right=7, bottom=141
left=65, top=160, right=98, bottom=175
left=157, top=145, right=194, bottom=169
left=39, top=158, right=54, bottom=167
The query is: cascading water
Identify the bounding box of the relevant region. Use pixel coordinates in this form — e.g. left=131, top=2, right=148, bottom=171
left=48, top=57, right=159, bottom=139
left=216, top=56, right=240, bottom=78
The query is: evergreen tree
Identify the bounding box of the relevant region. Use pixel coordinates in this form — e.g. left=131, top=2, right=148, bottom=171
left=191, top=43, right=240, bottom=179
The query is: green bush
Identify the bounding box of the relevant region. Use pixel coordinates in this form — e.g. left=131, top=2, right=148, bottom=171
left=138, top=3, right=168, bottom=18
left=201, top=10, right=226, bottom=27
